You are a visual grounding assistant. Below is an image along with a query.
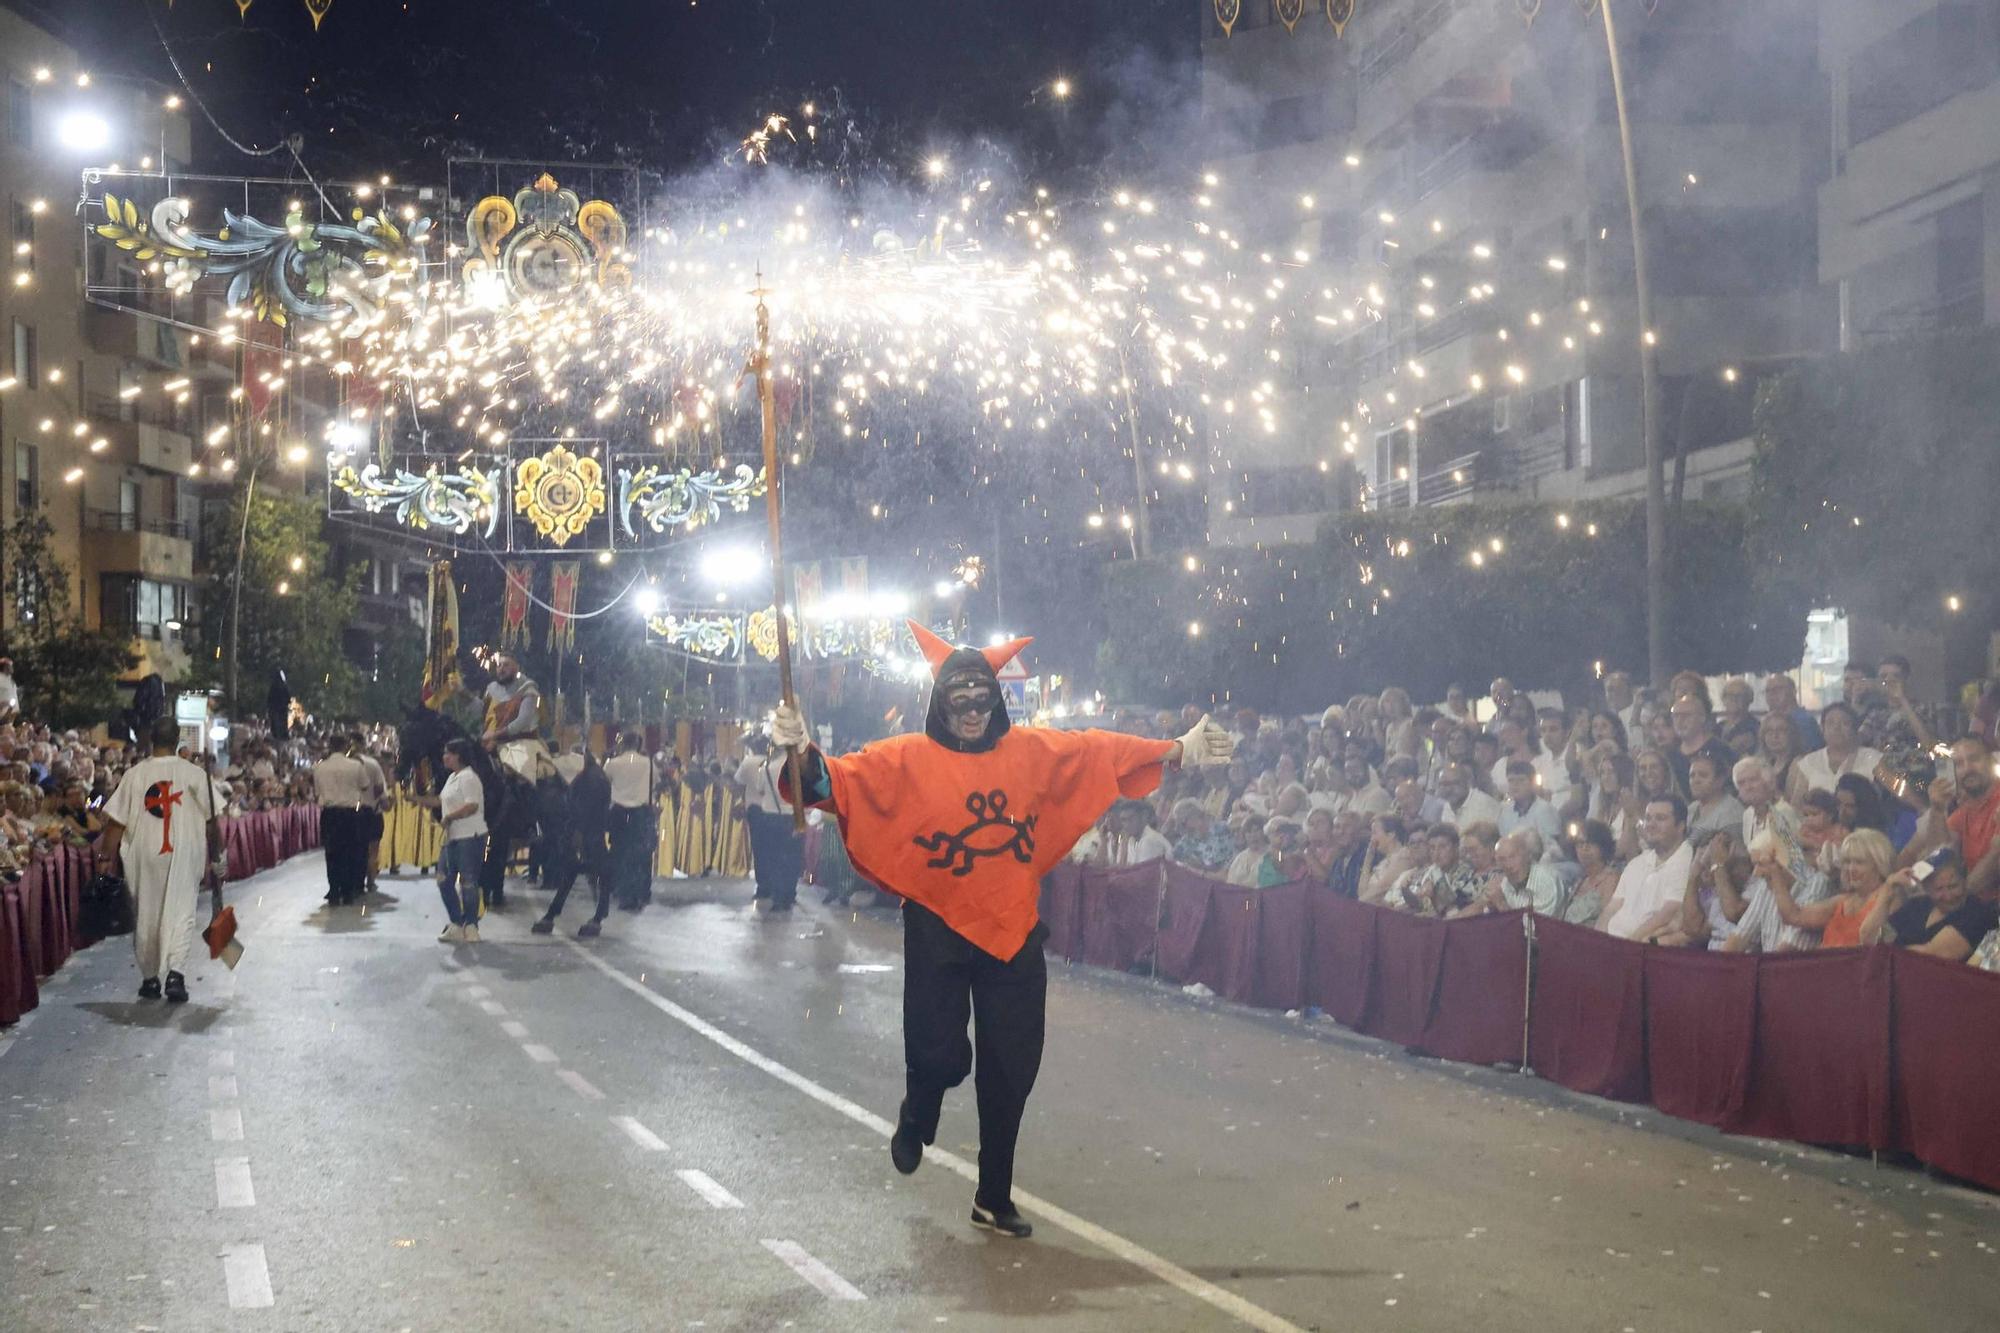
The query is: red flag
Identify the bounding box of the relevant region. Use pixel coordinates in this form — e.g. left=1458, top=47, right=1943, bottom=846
left=501, top=563, right=533, bottom=648
left=547, top=561, right=580, bottom=653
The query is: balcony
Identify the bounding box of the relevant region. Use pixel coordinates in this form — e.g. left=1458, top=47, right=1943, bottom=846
left=85, top=408, right=195, bottom=474
left=1360, top=450, right=1490, bottom=511
left=87, top=305, right=191, bottom=371
left=85, top=510, right=195, bottom=582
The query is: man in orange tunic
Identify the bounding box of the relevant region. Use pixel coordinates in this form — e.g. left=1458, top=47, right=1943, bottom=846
left=774, top=622, right=1231, bottom=1237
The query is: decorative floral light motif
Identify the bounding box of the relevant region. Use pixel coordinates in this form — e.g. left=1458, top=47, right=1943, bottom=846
left=330, top=461, right=499, bottom=537
left=617, top=463, right=764, bottom=537
left=513, top=445, right=606, bottom=546
left=648, top=613, right=745, bottom=660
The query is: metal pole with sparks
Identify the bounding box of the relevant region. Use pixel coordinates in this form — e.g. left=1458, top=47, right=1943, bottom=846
left=752, top=272, right=808, bottom=831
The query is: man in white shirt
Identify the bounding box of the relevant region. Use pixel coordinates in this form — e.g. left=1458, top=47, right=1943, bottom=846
left=736, top=735, right=803, bottom=913
left=1496, top=760, right=1561, bottom=857
left=1333, top=755, right=1391, bottom=819
left=1438, top=764, right=1503, bottom=831
left=604, top=730, right=658, bottom=910
left=1533, top=709, right=1575, bottom=811
left=313, top=738, right=370, bottom=907
left=1103, top=799, right=1172, bottom=866
left=1600, top=795, right=1695, bottom=940
left=99, top=716, right=217, bottom=1002
left=433, top=739, right=487, bottom=942
left=1604, top=670, right=1641, bottom=738
left=1793, top=701, right=1883, bottom=794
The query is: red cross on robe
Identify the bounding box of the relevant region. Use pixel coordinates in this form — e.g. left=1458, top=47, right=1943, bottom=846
left=144, top=780, right=183, bottom=855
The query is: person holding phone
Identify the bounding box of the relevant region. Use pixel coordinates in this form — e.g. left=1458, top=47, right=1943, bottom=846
left=1859, top=847, right=1998, bottom=963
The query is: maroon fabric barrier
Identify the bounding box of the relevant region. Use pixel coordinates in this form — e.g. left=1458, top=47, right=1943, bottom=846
left=1306, top=890, right=1376, bottom=1029
left=1890, top=950, right=2000, bottom=1190
left=16, top=861, right=47, bottom=979
left=1155, top=864, right=1215, bottom=982
left=1729, top=949, right=1892, bottom=1149
left=1368, top=909, right=1448, bottom=1048
left=0, top=880, right=33, bottom=1024
left=1078, top=864, right=1167, bottom=974
left=1251, top=882, right=1310, bottom=1011
left=1418, top=910, right=1528, bottom=1066
left=1039, top=864, right=1085, bottom=961
left=1527, top=917, right=1650, bottom=1103
left=1643, top=948, right=1758, bottom=1127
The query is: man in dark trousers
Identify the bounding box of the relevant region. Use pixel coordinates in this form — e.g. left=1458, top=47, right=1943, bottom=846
left=773, top=621, right=1232, bottom=1238
left=313, top=737, right=370, bottom=906
left=532, top=748, right=614, bottom=937
left=604, top=730, right=657, bottom=910
left=736, top=733, right=802, bottom=913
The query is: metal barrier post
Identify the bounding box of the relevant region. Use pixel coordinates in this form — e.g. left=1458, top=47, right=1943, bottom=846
left=1520, top=910, right=1537, bottom=1076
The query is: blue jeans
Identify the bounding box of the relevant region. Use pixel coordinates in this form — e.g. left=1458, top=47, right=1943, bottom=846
left=437, top=836, right=483, bottom=925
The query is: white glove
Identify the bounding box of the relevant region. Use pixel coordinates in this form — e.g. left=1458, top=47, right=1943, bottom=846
left=1175, top=714, right=1233, bottom=768
left=771, top=702, right=809, bottom=752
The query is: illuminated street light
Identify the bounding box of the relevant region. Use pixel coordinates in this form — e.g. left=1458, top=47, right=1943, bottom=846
left=633, top=588, right=661, bottom=618
left=698, top=541, right=759, bottom=587
left=56, top=109, right=112, bottom=154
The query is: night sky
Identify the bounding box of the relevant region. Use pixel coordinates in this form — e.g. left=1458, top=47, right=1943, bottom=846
left=65, top=0, right=1199, bottom=182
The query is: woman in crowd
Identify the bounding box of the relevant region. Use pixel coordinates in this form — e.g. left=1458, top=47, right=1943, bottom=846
left=1167, top=798, right=1235, bottom=874
left=1623, top=749, right=1682, bottom=859
left=1770, top=827, right=1892, bottom=950
left=1222, top=814, right=1267, bottom=888
left=1459, top=821, right=1500, bottom=881
left=1797, top=701, right=1884, bottom=794
left=1378, top=687, right=1419, bottom=760
left=1358, top=814, right=1420, bottom=905
left=1298, top=807, right=1341, bottom=886
left=1590, top=751, right=1639, bottom=850
left=1858, top=847, right=1999, bottom=962
left=1642, top=705, right=1678, bottom=756
left=1566, top=819, right=1622, bottom=928
left=1756, top=712, right=1812, bottom=807
left=1686, top=752, right=1745, bottom=842
left=1834, top=770, right=1910, bottom=850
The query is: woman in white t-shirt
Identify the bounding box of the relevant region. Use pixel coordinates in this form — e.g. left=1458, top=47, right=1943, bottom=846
left=432, top=740, right=488, bottom=943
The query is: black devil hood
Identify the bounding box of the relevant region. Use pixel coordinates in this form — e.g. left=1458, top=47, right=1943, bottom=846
left=925, top=648, right=1012, bottom=753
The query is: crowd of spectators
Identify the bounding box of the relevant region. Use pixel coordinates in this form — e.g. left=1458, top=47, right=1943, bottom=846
left=1071, top=660, right=2000, bottom=972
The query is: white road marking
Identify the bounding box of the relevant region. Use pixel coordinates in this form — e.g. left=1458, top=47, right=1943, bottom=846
left=220, top=1243, right=274, bottom=1309
left=760, top=1239, right=865, bottom=1301
left=556, top=1069, right=604, bottom=1101
left=0, top=1035, right=13, bottom=1063
left=465, top=985, right=491, bottom=998
left=610, top=1115, right=667, bottom=1152
left=208, top=1075, right=239, bottom=1102
left=478, top=999, right=507, bottom=1016
left=521, top=1043, right=559, bottom=1064
left=499, top=1020, right=530, bottom=1039
left=214, top=1157, right=256, bottom=1208
left=676, top=1168, right=744, bottom=1209
left=210, top=1108, right=244, bottom=1143
left=562, top=939, right=1305, bottom=1333
left=209, top=1051, right=235, bottom=1070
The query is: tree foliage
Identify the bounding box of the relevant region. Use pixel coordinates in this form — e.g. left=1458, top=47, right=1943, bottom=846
left=190, top=482, right=361, bottom=721
left=3, top=507, right=137, bottom=729
left=1100, top=500, right=1808, bottom=712
left=1749, top=329, right=2000, bottom=630
left=356, top=616, right=427, bottom=724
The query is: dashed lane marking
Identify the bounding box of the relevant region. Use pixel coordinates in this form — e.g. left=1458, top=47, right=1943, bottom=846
left=220, top=1243, right=274, bottom=1309
left=208, top=1074, right=239, bottom=1102
left=214, top=1157, right=256, bottom=1209
left=478, top=999, right=507, bottom=1016
left=560, top=938, right=1305, bottom=1333
left=521, top=1043, right=559, bottom=1064
left=499, top=1020, right=531, bottom=1040
left=210, top=1107, right=244, bottom=1143
left=760, top=1239, right=866, bottom=1301
left=556, top=1069, right=604, bottom=1101
left=677, top=1168, right=744, bottom=1209
left=610, top=1115, right=667, bottom=1151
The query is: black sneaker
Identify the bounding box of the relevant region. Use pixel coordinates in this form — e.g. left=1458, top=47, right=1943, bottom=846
left=138, top=977, right=162, bottom=1000
left=970, top=1201, right=1032, bottom=1239
left=890, top=1101, right=924, bottom=1175
left=163, top=972, right=189, bottom=1004
left=576, top=921, right=602, bottom=938
left=530, top=919, right=554, bottom=935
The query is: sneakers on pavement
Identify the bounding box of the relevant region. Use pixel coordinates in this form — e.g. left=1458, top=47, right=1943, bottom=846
left=890, top=1100, right=925, bottom=1175
left=462, top=925, right=480, bottom=943
left=163, top=971, right=188, bottom=1004
left=439, top=924, right=461, bottom=943
left=970, top=1201, right=1032, bottom=1239
left=138, top=977, right=162, bottom=1000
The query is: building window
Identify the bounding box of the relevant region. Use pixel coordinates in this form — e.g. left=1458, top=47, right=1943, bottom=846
left=6, top=79, right=29, bottom=148
left=10, top=320, right=36, bottom=390
left=14, top=441, right=37, bottom=511
left=10, top=198, right=30, bottom=272
left=102, top=575, right=188, bottom=641
left=1849, top=4, right=2000, bottom=145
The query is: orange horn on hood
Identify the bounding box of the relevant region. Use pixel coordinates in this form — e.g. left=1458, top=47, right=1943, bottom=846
left=906, top=619, right=956, bottom=674
left=981, top=636, right=1034, bottom=673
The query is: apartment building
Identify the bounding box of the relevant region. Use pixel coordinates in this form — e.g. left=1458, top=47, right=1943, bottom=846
left=1198, top=0, right=1833, bottom=543
left=1, top=2, right=198, bottom=678
left=1819, top=0, right=2000, bottom=346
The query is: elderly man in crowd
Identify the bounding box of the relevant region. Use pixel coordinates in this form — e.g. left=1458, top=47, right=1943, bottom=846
left=1763, top=672, right=1822, bottom=752
left=1455, top=828, right=1565, bottom=918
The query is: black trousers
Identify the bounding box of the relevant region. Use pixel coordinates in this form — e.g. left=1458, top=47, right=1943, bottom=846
left=746, top=808, right=802, bottom=907
left=901, top=901, right=1047, bottom=1211
left=608, top=807, right=655, bottom=907
left=320, top=808, right=367, bottom=901
left=479, top=833, right=509, bottom=904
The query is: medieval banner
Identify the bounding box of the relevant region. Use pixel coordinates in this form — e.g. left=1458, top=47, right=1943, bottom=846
left=500, top=562, right=533, bottom=648
left=547, top=561, right=580, bottom=653
left=421, top=561, right=461, bottom=708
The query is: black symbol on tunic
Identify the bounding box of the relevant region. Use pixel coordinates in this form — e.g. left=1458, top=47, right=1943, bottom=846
left=912, top=789, right=1038, bottom=876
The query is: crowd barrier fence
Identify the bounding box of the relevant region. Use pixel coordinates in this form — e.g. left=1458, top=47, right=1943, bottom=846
left=1039, top=861, right=2000, bottom=1195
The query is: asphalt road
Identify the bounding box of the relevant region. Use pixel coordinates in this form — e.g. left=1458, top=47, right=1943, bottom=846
left=3, top=853, right=1998, bottom=1332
